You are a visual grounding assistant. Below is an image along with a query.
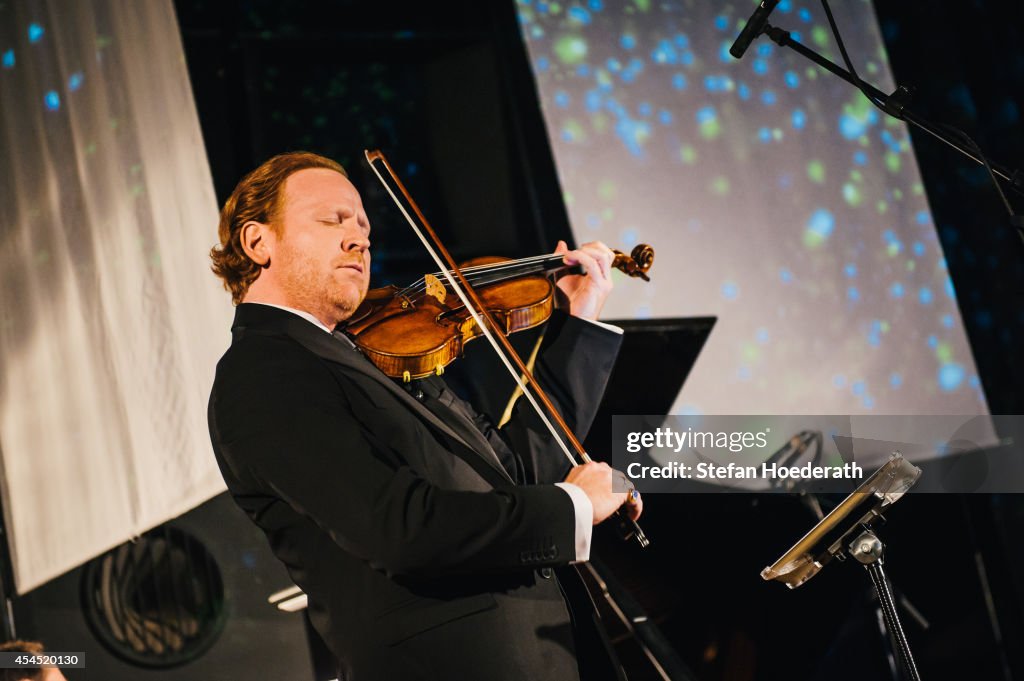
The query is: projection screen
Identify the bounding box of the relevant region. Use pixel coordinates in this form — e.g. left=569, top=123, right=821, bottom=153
left=517, top=0, right=987, bottom=417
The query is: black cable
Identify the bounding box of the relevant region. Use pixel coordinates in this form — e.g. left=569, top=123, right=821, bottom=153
left=819, top=0, right=885, bottom=112
left=819, top=0, right=1021, bottom=237
left=940, top=124, right=1018, bottom=218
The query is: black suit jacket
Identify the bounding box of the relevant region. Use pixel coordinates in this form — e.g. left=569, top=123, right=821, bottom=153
left=208, top=303, right=622, bottom=680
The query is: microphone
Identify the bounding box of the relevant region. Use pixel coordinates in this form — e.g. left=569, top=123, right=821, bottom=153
left=729, top=0, right=780, bottom=60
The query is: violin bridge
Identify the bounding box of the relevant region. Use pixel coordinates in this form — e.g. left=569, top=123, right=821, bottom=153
left=423, top=274, right=447, bottom=305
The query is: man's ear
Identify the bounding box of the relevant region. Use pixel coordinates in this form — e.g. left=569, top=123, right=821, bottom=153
left=240, top=221, right=273, bottom=267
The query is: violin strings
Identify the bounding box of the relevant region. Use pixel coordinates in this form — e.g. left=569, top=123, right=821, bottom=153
left=400, top=260, right=557, bottom=300
left=397, top=253, right=566, bottom=299
left=412, top=253, right=556, bottom=289
left=399, top=257, right=555, bottom=306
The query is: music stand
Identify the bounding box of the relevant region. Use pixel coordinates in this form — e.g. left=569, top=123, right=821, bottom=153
left=761, top=454, right=923, bottom=681
left=582, top=316, right=716, bottom=456
left=581, top=316, right=714, bottom=681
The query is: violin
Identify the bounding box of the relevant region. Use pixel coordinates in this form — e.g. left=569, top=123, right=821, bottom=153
left=344, top=246, right=654, bottom=382
left=364, top=149, right=650, bottom=550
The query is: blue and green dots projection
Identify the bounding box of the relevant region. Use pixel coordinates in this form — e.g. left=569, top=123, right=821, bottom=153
left=3, top=20, right=94, bottom=113
left=517, top=0, right=984, bottom=411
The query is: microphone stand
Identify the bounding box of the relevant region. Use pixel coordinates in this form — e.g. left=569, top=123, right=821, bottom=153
left=753, top=22, right=1024, bottom=236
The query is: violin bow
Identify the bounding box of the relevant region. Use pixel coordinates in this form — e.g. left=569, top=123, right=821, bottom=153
left=365, top=149, right=649, bottom=549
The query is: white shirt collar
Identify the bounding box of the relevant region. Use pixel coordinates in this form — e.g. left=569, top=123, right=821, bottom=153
left=249, top=302, right=334, bottom=335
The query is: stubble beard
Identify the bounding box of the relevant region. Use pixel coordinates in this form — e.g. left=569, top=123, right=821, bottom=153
left=282, top=252, right=366, bottom=327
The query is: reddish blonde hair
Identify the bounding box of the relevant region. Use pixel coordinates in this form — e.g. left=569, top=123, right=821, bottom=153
left=210, top=151, right=347, bottom=303
left=0, top=640, right=44, bottom=680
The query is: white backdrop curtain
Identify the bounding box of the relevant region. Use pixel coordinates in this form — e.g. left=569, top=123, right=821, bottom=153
left=0, top=0, right=231, bottom=593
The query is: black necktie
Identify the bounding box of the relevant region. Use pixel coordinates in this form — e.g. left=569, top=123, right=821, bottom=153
left=331, top=328, right=358, bottom=350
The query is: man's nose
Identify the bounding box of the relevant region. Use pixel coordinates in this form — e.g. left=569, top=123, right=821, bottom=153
left=344, top=231, right=370, bottom=252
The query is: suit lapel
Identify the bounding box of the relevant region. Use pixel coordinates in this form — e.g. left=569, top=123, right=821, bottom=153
left=232, top=305, right=514, bottom=485
left=415, top=376, right=510, bottom=474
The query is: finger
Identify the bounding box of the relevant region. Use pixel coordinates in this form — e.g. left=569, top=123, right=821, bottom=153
left=613, top=468, right=633, bottom=495
left=625, top=493, right=643, bottom=521
left=568, top=249, right=604, bottom=283
left=621, top=484, right=642, bottom=515
left=553, top=240, right=568, bottom=255
left=598, top=243, right=615, bottom=274
left=584, top=247, right=612, bottom=277
left=585, top=249, right=613, bottom=288
left=600, top=247, right=615, bottom=276
left=579, top=241, right=614, bottom=261
left=578, top=241, right=614, bottom=269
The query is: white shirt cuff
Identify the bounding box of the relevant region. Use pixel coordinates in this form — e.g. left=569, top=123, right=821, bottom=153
left=554, top=482, right=593, bottom=563
left=579, top=317, right=624, bottom=335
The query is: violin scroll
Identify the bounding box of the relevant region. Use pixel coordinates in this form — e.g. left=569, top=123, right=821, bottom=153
left=612, top=244, right=654, bottom=281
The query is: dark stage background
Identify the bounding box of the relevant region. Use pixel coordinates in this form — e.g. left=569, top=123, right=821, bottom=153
left=15, top=2, right=1018, bottom=680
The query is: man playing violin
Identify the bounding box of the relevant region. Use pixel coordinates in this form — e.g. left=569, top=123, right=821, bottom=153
left=207, top=151, right=641, bottom=681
